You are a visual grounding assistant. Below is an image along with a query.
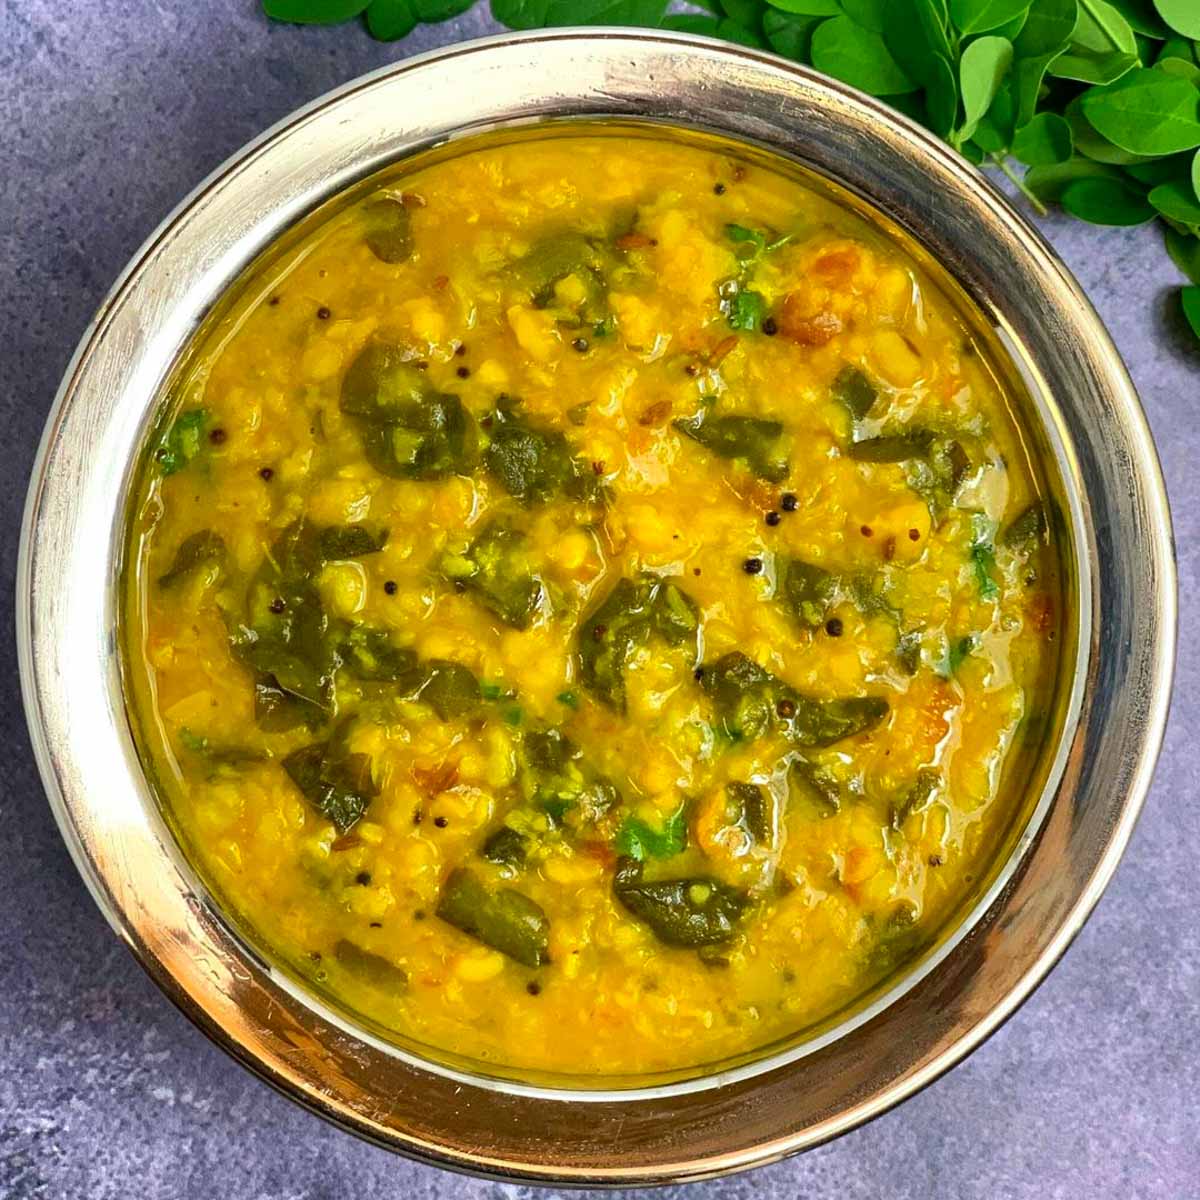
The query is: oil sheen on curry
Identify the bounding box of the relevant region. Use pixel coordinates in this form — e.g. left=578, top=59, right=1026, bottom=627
left=126, top=133, right=1060, bottom=1078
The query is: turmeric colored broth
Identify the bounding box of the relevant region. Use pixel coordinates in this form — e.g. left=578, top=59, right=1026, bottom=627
left=124, top=132, right=1063, bottom=1078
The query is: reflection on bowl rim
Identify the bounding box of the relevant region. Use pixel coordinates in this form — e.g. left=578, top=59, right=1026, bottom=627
left=17, top=30, right=1175, bottom=1185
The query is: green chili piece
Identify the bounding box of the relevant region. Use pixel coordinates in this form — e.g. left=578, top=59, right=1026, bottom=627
left=833, top=365, right=879, bottom=420
left=157, top=530, right=225, bottom=589
left=436, top=867, right=550, bottom=967
left=361, top=197, right=413, bottom=264
left=333, top=940, right=408, bottom=992
left=673, top=410, right=790, bottom=482
left=613, top=857, right=747, bottom=948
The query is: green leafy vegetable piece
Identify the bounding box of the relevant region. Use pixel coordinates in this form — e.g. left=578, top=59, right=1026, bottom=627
left=1047, top=0, right=1137, bottom=85
left=726, top=780, right=773, bottom=844
left=969, top=513, right=1000, bottom=599
left=1061, top=176, right=1156, bottom=223
left=722, top=283, right=768, bottom=331
left=1182, top=285, right=1200, bottom=340
left=1149, top=180, right=1200, bottom=224
left=361, top=197, right=413, bottom=262
left=511, top=231, right=615, bottom=326
left=1081, top=68, right=1200, bottom=156
left=1011, top=111, right=1075, bottom=164
left=701, top=651, right=888, bottom=747
left=939, top=632, right=979, bottom=676
left=1003, top=500, right=1048, bottom=548
left=614, top=805, right=688, bottom=861
left=1012, top=0, right=1079, bottom=127
left=333, top=940, right=408, bottom=991
left=483, top=405, right=604, bottom=505
left=896, top=629, right=923, bottom=674
left=1165, top=225, right=1200, bottom=283
left=262, top=0, right=370, bottom=23
left=1105, top=0, right=1167, bottom=36
left=411, top=0, right=474, bottom=18
left=481, top=826, right=529, bottom=868
left=440, top=521, right=544, bottom=629
left=283, top=741, right=377, bottom=834
left=673, top=409, right=790, bottom=481
left=158, top=530, right=225, bottom=589
left=318, top=524, right=388, bottom=560
left=613, top=857, right=748, bottom=947
left=833, top=365, right=879, bottom=420
left=436, top=867, right=550, bottom=966
left=341, top=343, right=477, bottom=479
left=950, top=0, right=1032, bottom=33
left=490, top=0, right=552, bottom=26
left=1153, top=0, right=1200, bottom=38
left=156, top=409, right=207, bottom=476
left=777, top=558, right=836, bottom=628
left=578, top=575, right=700, bottom=711
left=891, top=767, right=941, bottom=827
left=847, top=430, right=937, bottom=461
left=841, top=0, right=888, bottom=31
left=415, top=660, right=482, bottom=720
left=959, top=36, right=1015, bottom=145
left=1024, top=157, right=1123, bottom=202
left=762, top=8, right=822, bottom=55
left=812, top=16, right=919, bottom=96
left=789, top=755, right=842, bottom=811
left=366, top=0, right=417, bottom=38
left=763, top=0, right=839, bottom=15
left=337, top=624, right=421, bottom=682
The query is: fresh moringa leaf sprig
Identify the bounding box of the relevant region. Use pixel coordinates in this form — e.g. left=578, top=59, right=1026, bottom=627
left=264, top=0, right=1200, bottom=346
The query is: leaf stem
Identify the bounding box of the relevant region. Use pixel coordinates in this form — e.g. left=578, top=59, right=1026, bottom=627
left=989, top=154, right=1048, bottom=218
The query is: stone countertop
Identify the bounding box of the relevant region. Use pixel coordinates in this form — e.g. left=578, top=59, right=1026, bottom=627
left=1, top=4, right=1196, bottom=1197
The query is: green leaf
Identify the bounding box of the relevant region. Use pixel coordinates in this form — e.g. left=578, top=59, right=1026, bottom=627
left=1104, top=0, right=1169, bottom=34
left=542, top=0, right=667, bottom=22
left=1157, top=56, right=1200, bottom=82
left=718, top=0, right=763, bottom=28
left=157, top=408, right=208, bottom=476
left=366, top=0, right=416, bottom=36
left=1149, top=179, right=1200, bottom=223
left=1165, top=225, right=1200, bottom=283
left=1024, top=156, right=1122, bottom=200
left=924, top=53, right=961, bottom=138
left=263, top=0, right=371, bottom=22
left=885, top=0, right=956, bottom=88
left=410, top=0, right=473, bottom=18
left=614, top=805, right=688, bottom=860
left=492, top=0, right=551, bottom=25
left=1081, top=68, right=1200, bottom=155
left=763, top=8, right=822, bottom=54
left=1124, top=151, right=1193, bottom=183
left=1050, top=50, right=1139, bottom=85
left=1154, top=0, right=1200, bottom=38
left=1011, top=111, right=1075, bottom=162
left=811, top=16, right=919, bottom=94
left=840, top=0, right=888, bottom=31
left=960, top=36, right=1016, bottom=143
left=1012, top=0, right=1079, bottom=126
left=1156, top=35, right=1198, bottom=62
left=716, top=16, right=768, bottom=44
left=1194, top=146, right=1200, bottom=201
left=661, top=12, right=722, bottom=32
left=1049, top=0, right=1138, bottom=83
left=1066, top=93, right=1158, bottom=161
left=1060, top=175, right=1156, bottom=222
left=1182, top=285, right=1200, bottom=341
left=950, top=0, right=1032, bottom=34
left=973, top=78, right=1018, bottom=149
left=764, top=0, right=839, bottom=12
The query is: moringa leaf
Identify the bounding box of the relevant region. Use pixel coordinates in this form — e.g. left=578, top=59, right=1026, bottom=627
left=811, top=16, right=919, bottom=96
left=1182, top=285, right=1200, bottom=340
left=959, top=36, right=1015, bottom=143
left=1011, top=111, right=1075, bottom=163
left=1081, top=68, right=1200, bottom=156
left=366, top=0, right=417, bottom=38
left=1061, top=175, right=1156, bottom=223
left=950, top=0, right=1032, bottom=33
left=1164, top=224, right=1200, bottom=283
left=1149, top=180, right=1200, bottom=225
left=1153, top=0, right=1200, bottom=38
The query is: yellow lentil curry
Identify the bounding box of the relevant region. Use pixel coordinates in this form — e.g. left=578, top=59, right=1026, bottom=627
left=125, top=132, right=1062, bottom=1078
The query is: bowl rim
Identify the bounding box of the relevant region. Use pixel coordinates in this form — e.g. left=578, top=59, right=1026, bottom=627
left=17, top=27, right=1176, bottom=1185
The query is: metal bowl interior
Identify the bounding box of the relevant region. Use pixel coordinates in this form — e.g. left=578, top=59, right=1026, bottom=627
left=18, top=30, right=1174, bottom=1185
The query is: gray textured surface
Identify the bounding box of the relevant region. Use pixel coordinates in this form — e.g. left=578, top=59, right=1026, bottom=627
left=1, top=3, right=1197, bottom=1197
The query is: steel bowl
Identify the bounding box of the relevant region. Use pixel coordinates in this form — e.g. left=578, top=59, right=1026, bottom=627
left=18, top=29, right=1175, bottom=1185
